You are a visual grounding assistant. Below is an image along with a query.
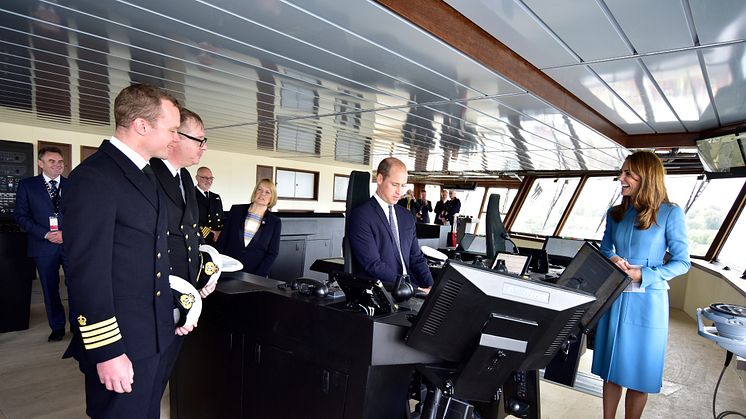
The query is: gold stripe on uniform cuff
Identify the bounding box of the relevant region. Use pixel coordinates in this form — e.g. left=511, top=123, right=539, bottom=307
left=80, top=322, right=118, bottom=339
left=82, top=328, right=121, bottom=345
left=84, top=334, right=122, bottom=350
left=79, top=316, right=117, bottom=332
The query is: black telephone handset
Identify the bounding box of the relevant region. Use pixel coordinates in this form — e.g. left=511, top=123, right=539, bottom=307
left=286, top=277, right=329, bottom=298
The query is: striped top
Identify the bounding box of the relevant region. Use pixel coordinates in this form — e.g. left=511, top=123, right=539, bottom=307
left=244, top=211, right=263, bottom=246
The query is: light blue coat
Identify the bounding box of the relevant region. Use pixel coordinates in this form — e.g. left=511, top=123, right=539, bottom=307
left=591, top=203, right=690, bottom=393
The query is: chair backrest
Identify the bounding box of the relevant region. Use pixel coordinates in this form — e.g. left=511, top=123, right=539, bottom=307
left=343, top=170, right=371, bottom=273
left=485, top=193, right=508, bottom=260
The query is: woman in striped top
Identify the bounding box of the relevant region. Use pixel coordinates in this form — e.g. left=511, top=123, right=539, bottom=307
left=217, top=178, right=282, bottom=277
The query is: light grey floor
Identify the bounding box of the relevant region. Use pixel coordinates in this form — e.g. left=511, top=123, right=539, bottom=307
left=0, top=280, right=744, bottom=418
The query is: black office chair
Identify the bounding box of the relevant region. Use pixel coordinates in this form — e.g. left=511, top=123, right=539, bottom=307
left=343, top=170, right=371, bottom=273
left=485, top=193, right=509, bottom=260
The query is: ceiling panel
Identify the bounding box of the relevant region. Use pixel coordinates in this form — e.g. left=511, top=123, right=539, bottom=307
left=690, top=0, right=746, bottom=44
left=288, top=0, right=526, bottom=98
left=605, top=0, right=693, bottom=54
left=701, top=44, right=746, bottom=126
left=523, top=0, right=630, bottom=61
left=641, top=50, right=717, bottom=132
left=544, top=66, right=653, bottom=134
left=443, top=0, right=578, bottom=68
left=589, top=59, right=684, bottom=133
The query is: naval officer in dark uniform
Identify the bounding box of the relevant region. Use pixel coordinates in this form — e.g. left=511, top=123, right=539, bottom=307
left=62, top=83, right=191, bottom=419
left=195, top=166, right=224, bottom=245
left=149, top=108, right=216, bottom=415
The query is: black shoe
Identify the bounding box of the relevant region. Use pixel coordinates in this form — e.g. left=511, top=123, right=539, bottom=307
left=48, top=329, right=65, bottom=342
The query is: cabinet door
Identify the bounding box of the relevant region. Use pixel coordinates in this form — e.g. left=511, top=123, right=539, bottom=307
left=270, top=239, right=305, bottom=282
left=303, top=239, right=331, bottom=281
left=244, top=344, right=348, bottom=419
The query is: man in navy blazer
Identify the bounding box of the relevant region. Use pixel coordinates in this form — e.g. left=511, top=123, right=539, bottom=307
left=348, top=157, right=433, bottom=290
left=15, top=146, right=70, bottom=342
left=62, top=84, right=189, bottom=419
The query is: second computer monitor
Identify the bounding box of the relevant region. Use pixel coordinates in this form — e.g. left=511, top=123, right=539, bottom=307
left=543, top=236, right=587, bottom=267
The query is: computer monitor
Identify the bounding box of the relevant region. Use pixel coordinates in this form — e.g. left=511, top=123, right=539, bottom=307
left=554, top=242, right=631, bottom=331
left=518, top=247, right=549, bottom=274
left=491, top=252, right=531, bottom=276
left=405, top=261, right=596, bottom=401
left=543, top=236, right=587, bottom=266
left=460, top=233, right=486, bottom=254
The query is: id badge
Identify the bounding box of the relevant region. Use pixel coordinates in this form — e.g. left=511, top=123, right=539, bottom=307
left=49, top=216, right=59, bottom=232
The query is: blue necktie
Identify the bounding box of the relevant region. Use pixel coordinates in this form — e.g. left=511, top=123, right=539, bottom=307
left=388, top=205, right=404, bottom=273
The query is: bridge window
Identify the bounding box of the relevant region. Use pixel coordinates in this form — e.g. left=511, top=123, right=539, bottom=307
left=667, top=175, right=745, bottom=257
left=511, top=177, right=580, bottom=236
left=476, top=187, right=519, bottom=235
left=560, top=176, right=621, bottom=240
left=718, top=207, right=746, bottom=274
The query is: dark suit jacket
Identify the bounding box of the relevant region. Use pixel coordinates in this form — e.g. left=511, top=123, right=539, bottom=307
left=216, top=204, right=281, bottom=277
left=15, top=174, right=66, bottom=257
left=62, top=140, right=174, bottom=364
left=433, top=200, right=448, bottom=225
left=348, top=197, right=433, bottom=288
left=417, top=199, right=432, bottom=224
left=150, top=159, right=201, bottom=284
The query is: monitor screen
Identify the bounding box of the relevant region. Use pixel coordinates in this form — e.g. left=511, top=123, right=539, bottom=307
left=491, top=252, right=531, bottom=276
left=554, top=242, right=631, bottom=331
left=460, top=234, right=486, bottom=253
left=543, top=236, right=587, bottom=266
left=405, top=261, right=595, bottom=401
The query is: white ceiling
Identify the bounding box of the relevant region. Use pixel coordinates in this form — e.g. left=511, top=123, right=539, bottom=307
left=1, top=0, right=743, bottom=175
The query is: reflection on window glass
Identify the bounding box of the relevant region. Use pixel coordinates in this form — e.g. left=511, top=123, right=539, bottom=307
left=512, top=178, right=580, bottom=236
left=456, top=188, right=485, bottom=219
left=477, top=187, right=519, bottom=235
left=673, top=177, right=744, bottom=256
left=561, top=177, right=621, bottom=240
left=718, top=208, right=746, bottom=274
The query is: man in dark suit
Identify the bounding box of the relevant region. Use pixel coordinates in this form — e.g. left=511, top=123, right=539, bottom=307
left=433, top=189, right=449, bottom=225
left=416, top=190, right=432, bottom=224
left=397, top=189, right=420, bottom=218
left=447, top=190, right=462, bottom=224
left=62, top=84, right=191, bottom=419
left=15, top=146, right=70, bottom=342
left=195, top=166, right=224, bottom=245
left=348, top=157, right=433, bottom=291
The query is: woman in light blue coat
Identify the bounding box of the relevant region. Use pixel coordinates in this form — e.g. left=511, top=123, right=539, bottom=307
left=592, top=151, right=690, bottom=419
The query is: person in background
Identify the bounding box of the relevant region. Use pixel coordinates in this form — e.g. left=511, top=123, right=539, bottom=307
left=446, top=190, right=461, bottom=224
left=15, top=146, right=70, bottom=342
left=62, top=83, right=187, bottom=418
left=397, top=188, right=420, bottom=218
left=195, top=166, right=224, bottom=245
left=347, top=157, right=433, bottom=292
left=433, top=189, right=449, bottom=225
left=416, top=190, right=432, bottom=224
left=217, top=178, right=281, bottom=277
left=592, top=151, right=690, bottom=419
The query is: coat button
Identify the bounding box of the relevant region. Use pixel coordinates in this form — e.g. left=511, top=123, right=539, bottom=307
left=188, top=246, right=192, bottom=251
left=156, top=252, right=161, bottom=259
left=188, top=258, right=192, bottom=262
left=185, top=234, right=189, bottom=239
left=156, top=272, right=162, bottom=278
left=156, top=291, right=161, bottom=297
left=192, top=223, right=197, bottom=228
left=180, top=225, right=184, bottom=230
left=166, top=231, right=170, bottom=236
